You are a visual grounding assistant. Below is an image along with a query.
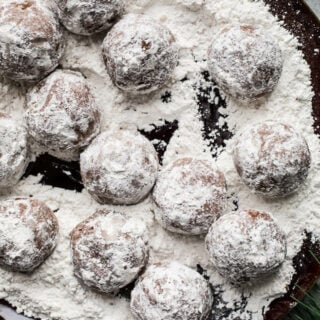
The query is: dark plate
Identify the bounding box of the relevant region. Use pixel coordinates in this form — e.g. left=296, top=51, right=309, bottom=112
left=1, top=0, right=320, bottom=319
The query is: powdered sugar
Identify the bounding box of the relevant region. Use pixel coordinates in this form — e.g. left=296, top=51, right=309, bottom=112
left=207, top=24, right=283, bottom=99
left=25, top=69, right=101, bottom=160
left=0, top=114, right=28, bottom=188
left=57, top=0, right=125, bottom=36
left=0, top=0, right=318, bottom=319
left=0, top=198, right=58, bottom=272
left=153, top=157, right=227, bottom=235
left=233, top=120, right=311, bottom=197
left=102, top=13, right=179, bottom=94
left=130, top=261, right=213, bottom=320
left=71, top=210, right=149, bottom=293
left=0, top=0, right=64, bottom=82
left=205, top=210, right=287, bottom=283
left=80, top=129, right=159, bottom=205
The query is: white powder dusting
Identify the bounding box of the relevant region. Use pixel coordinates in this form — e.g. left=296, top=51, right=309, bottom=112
left=130, top=261, right=213, bottom=320
left=0, top=0, right=318, bottom=319
left=0, top=115, right=28, bottom=188
left=71, top=210, right=149, bottom=294
left=0, top=0, right=64, bottom=82
left=205, top=210, right=287, bottom=284
left=233, top=120, right=311, bottom=198
left=80, top=129, right=159, bottom=205
left=207, top=24, right=283, bottom=99
left=102, top=13, right=179, bottom=94
left=57, top=0, right=125, bottom=36
left=152, top=158, right=227, bottom=235
left=25, top=69, right=101, bottom=161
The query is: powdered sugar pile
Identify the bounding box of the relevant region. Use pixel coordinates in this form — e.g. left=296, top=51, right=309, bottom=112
left=0, top=0, right=318, bottom=319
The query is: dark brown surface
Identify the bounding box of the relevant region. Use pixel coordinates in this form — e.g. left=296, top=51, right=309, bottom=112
left=264, top=233, right=320, bottom=320
left=264, top=0, right=320, bottom=133
left=262, top=0, right=320, bottom=318
left=0, top=0, right=320, bottom=319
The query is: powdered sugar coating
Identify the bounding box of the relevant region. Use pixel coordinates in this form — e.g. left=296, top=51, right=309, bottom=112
left=0, top=0, right=317, bottom=318
left=233, top=120, right=311, bottom=197
left=71, top=210, right=149, bottom=293
left=130, top=261, right=213, bottom=320
left=0, top=0, right=64, bottom=82
left=25, top=69, right=101, bottom=160
left=0, top=198, right=59, bottom=272
left=205, top=210, right=287, bottom=284
left=0, top=114, right=28, bottom=189
left=102, top=13, right=179, bottom=94
left=207, top=25, right=283, bottom=99
left=80, top=129, right=159, bottom=205
left=152, top=157, right=227, bottom=235
left=57, top=0, right=125, bottom=36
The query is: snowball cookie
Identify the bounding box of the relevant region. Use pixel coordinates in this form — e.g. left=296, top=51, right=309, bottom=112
left=71, top=210, right=149, bottom=293
left=152, top=157, right=227, bottom=235
left=0, top=0, right=64, bottom=82
left=57, top=0, right=124, bottom=36
left=80, top=129, right=159, bottom=205
left=205, top=210, right=286, bottom=284
left=131, top=261, right=213, bottom=320
left=0, top=198, right=59, bottom=272
left=102, top=14, right=179, bottom=94
left=25, top=69, right=101, bottom=160
left=233, top=121, right=311, bottom=198
left=207, top=25, right=283, bottom=99
left=0, top=114, right=28, bottom=189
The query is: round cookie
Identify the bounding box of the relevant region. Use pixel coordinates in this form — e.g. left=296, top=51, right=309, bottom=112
left=205, top=210, right=287, bottom=283
left=130, top=261, right=213, bottom=320
left=25, top=69, right=101, bottom=160
left=0, top=198, right=59, bottom=272
left=57, top=0, right=125, bottom=36
left=233, top=121, right=311, bottom=197
left=102, top=13, right=179, bottom=94
left=152, top=157, right=227, bottom=235
left=70, top=210, right=149, bottom=293
left=80, top=129, right=159, bottom=205
left=0, top=0, right=64, bottom=82
left=0, top=114, right=28, bottom=189
left=207, top=25, right=283, bottom=99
